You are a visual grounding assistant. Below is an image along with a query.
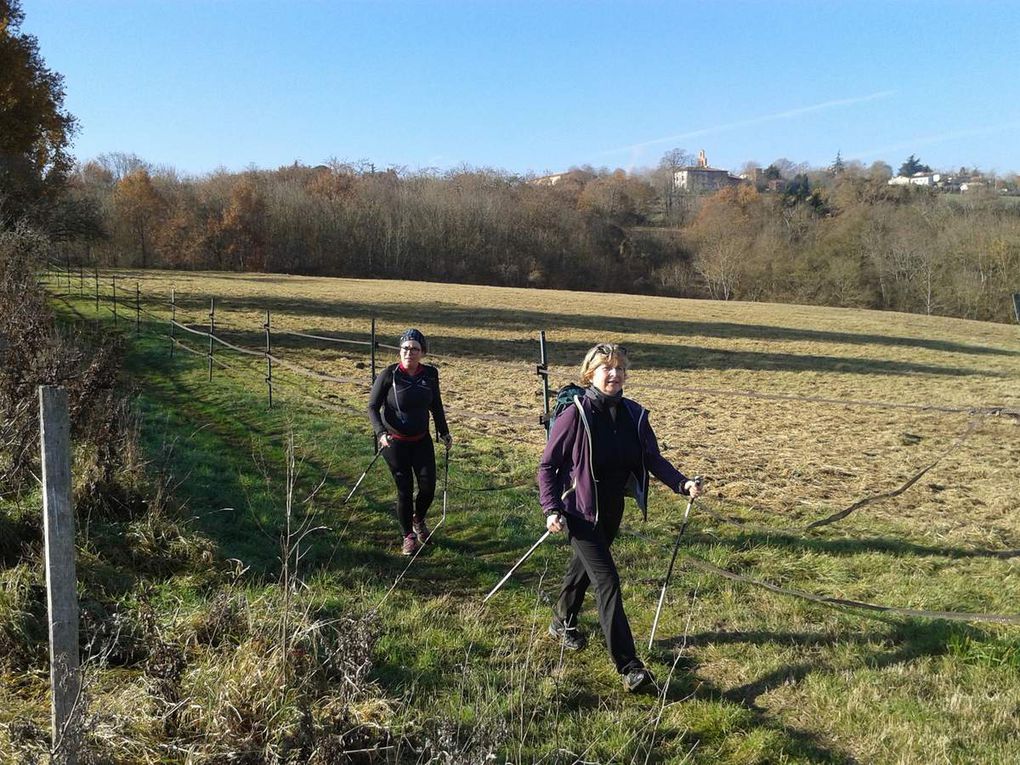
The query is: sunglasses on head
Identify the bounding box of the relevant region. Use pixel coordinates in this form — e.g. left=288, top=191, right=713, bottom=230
left=593, top=343, right=628, bottom=356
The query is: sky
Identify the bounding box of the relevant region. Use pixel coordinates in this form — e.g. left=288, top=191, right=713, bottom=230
left=19, top=0, right=1020, bottom=178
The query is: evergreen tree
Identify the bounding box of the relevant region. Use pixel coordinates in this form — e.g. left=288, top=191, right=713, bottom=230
left=898, top=155, right=932, bottom=177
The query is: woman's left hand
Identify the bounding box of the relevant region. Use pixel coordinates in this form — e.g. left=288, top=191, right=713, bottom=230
left=684, top=479, right=703, bottom=498
left=441, top=433, right=453, bottom=449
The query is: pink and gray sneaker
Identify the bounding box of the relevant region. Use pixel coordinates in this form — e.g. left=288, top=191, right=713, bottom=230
left=401, top=533, right=419, bottom=556
left=412, top=517, right=431, bottom=544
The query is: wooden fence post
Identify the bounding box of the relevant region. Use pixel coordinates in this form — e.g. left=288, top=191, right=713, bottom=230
left=39, top=386, right=81, bottom=764
left=93, top=267, right=99, bottom=314
left=135, top=282, right=141, bottom=335
left=111, top=275, right=118, bottom=324
left=1013, top=293, right=1020, bottom=323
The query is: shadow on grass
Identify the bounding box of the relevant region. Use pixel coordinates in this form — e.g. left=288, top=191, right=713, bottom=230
left=184, top=322, right=1001, bottom=384
left=652, top=620, right=995, bottom=764
left=163, top=291, right=1018, bottom=362
left=710, top=529, right=1020, bottom=561
left=649, top=657, right=857, bottom=764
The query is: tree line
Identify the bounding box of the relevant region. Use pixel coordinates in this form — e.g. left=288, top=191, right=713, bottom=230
left=58, top=154, right=1019, bottom=323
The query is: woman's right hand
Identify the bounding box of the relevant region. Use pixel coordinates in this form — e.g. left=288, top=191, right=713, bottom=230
left=546, top=513, right=565, bottom=533
left=378, top=433, right=391, bottom=450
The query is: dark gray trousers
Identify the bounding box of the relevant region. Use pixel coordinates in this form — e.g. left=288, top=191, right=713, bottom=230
left=553, top=494, right=641, bottom=674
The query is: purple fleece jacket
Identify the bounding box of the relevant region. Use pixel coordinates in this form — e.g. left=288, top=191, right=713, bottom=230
left=537, top=394, right=689, bottom=523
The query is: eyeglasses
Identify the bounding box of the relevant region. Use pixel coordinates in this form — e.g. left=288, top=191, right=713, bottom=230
left=400, top=345, right=422, bottom=353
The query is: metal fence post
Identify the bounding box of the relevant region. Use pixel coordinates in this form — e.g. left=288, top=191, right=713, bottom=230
left=169, top=287, right=176, bottom=359
left=208, top=297, right=215, bottom=382
left=537, top=330, right=551, bottom=439
left=39, top=386, right=82, bottom=764
left=370, top=316, right=377, bottom=383
left=264, top=310, right=273, bottom=408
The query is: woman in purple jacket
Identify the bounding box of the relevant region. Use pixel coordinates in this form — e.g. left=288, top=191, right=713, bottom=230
left=538, top=343, right=702, bottom=692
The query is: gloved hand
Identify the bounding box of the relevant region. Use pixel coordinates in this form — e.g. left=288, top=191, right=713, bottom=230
left=546, top=513, right=566, bottom=533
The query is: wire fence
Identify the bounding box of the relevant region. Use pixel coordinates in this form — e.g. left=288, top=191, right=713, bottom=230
left=38, top=264, right=1020, bottom=626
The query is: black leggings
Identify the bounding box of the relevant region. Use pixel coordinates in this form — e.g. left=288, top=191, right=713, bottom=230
left=553, top=493, right=641, bottom=674
left=381, top=436, right=436, bottom=536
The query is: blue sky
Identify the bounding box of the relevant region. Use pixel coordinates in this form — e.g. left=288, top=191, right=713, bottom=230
left=21, top=0, right=1020, bottom=177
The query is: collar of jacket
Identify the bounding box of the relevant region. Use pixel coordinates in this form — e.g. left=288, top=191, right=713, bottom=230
left=585, top=385, right=624, bottom=412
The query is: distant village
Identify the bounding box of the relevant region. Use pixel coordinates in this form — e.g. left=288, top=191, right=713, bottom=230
left=532, top=149, right=1018, bottom=196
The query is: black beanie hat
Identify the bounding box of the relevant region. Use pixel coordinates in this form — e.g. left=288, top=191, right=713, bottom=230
left=399, top=328, right=427, bottom=355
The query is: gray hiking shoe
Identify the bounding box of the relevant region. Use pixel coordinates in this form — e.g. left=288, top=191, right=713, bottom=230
left=548, top=620, right=588, bottom=651
left=623, top=666, right=656, bottom=693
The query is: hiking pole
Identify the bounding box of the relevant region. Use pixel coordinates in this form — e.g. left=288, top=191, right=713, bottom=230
left=344, top=449, right=383, bottom=505
left=483, top=530, right=552, bottom=603
left=422, top=440, right=451, bottom=544
left=439, top=440, right=450, bottom=528
left=648, top=476, right=702, bottom=650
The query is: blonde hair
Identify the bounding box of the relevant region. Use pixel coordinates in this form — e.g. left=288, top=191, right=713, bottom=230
left=579, top=343, right=630, bottom=386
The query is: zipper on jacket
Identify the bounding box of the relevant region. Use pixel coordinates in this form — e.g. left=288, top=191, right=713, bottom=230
left=637, top=407, right=648, bottom=521
left=573, top=395, right=599, bottom=525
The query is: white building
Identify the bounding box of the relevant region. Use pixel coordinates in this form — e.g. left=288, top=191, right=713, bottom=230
left=888, top=172, right=942, bottom=187
left=673, top=150, right=743, bottom=193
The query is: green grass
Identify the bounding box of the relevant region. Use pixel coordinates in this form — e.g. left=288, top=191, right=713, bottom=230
left=4, top=274, right=1020, bottom=763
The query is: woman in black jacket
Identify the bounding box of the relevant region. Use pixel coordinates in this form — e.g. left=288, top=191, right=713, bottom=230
left=367, top=328, right=452, bottom=555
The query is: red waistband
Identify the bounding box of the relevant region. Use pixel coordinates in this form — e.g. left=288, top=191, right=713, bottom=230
left=389, top=431, right=428, bottom=443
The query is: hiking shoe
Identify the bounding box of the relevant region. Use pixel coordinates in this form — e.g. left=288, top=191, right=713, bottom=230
left=548, top=620, right=588, bottom=651
left=401, top=534, right=419, bottom=556
left=412, top=517, right=431, bottom=544
left=623, top=666, right=656, bottom=693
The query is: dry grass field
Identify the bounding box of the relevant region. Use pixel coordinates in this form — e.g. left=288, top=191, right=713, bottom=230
left=152, top=269, right=1019, bottom=551
left=21, top=268, right=1020, bottom=764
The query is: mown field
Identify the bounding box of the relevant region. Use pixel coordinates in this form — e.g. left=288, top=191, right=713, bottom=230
left=6, top=269, right=1020, bottom=764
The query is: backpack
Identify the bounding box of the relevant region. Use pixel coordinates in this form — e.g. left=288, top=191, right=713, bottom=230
left=544, top=383, right=586, bottom=438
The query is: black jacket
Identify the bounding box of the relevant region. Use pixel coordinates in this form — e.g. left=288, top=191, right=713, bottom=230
left=367, top=363, right=450, bottom=439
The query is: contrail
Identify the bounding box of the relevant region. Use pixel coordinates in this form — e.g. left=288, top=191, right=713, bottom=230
left=604, top=90, right=896, bottom=158
left=849, top=120, right=1020, bottom=163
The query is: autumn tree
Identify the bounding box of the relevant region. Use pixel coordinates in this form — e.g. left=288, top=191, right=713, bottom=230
left=220, top=176, right=267, bottom=271
left=0, top=0, right=76, bottom=226
left=688, top=185, right=765, bottom=300
left=113, top=169, right=165, bottom=266
left=652, top=148, right=693, bottom=225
